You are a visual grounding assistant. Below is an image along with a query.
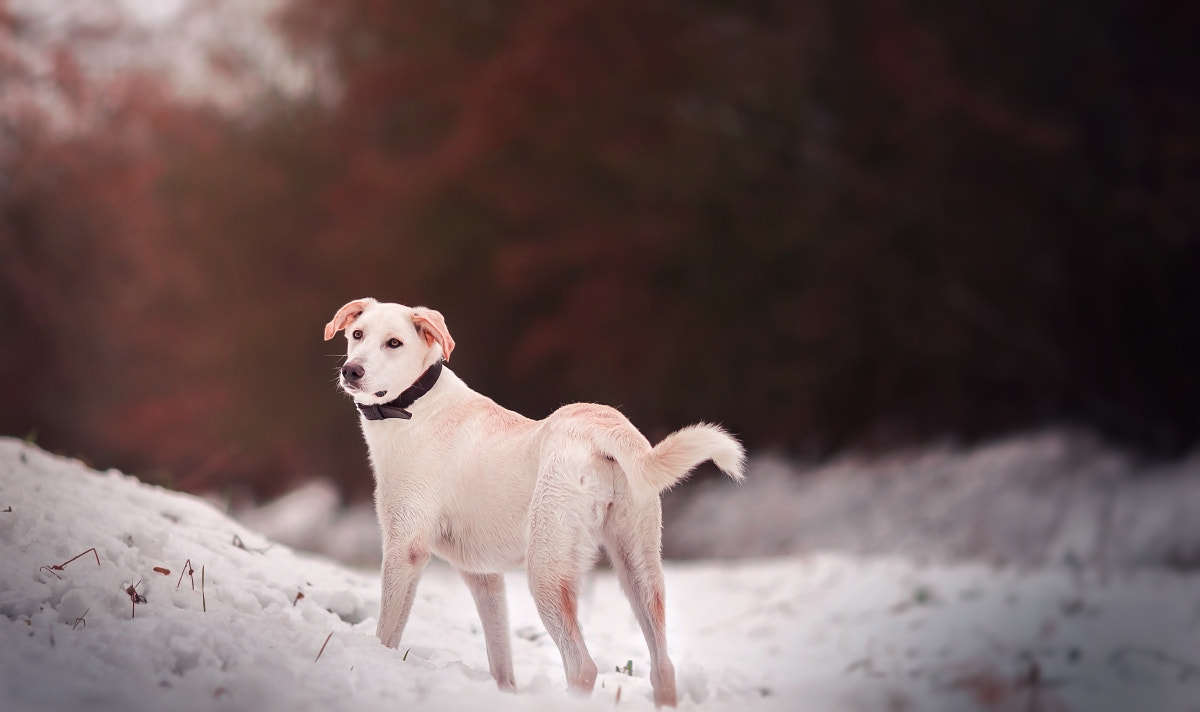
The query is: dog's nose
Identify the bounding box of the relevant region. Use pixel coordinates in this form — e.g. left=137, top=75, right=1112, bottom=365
left=342, top=363, right=365, bottom=382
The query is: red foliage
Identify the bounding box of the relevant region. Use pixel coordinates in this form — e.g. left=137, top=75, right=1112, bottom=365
left=2, top=0, right=1199, bottom=497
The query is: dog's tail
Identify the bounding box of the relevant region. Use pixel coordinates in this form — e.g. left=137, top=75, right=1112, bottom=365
left=616, top=423, right=746, bottom=501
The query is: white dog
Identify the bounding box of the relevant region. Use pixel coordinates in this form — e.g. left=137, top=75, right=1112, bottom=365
left=324, top=298, right=745, bottom=707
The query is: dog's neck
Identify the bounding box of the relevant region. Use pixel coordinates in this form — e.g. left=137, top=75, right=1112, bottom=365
left=356, top=360, right=445, bottom=421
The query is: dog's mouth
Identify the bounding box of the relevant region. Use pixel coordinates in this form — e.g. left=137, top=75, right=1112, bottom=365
left=341, top=379, right=390, bottom=402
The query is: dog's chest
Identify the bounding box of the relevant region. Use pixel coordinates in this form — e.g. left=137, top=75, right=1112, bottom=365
left=367, top=443, right=534, bottom=573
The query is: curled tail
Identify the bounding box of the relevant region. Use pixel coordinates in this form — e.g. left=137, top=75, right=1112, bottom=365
left=613, top=422, right=746, bottom=501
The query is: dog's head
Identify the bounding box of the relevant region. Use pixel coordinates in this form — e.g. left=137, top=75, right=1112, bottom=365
left=324, top=298, right=455, bottom=404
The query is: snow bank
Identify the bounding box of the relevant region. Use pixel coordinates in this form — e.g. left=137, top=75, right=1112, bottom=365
left=4, top=437, right=1200, bottom=712
left=665, top=430, right=1200, bottom=568
left=7, top=0, right=329, bottom=119
left=235, top=480, right=382, bottom=567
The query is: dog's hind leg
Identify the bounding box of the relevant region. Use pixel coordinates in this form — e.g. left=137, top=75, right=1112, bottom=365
left=461, top=570, right=516, bottom=691
left=603, top=497, right=678, bottom=707
left=526, top=452, right=600, bottom=697
left=527, top=565, right=598, bottom=696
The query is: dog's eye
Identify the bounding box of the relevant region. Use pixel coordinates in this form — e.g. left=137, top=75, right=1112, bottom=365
left=386, top=338, right=403, bottom=349
left=352, top=329, right=363, bottom=340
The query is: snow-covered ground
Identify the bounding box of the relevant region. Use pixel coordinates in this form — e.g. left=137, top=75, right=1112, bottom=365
left=665, top=430, right=1200, bottom=568
left=4, top=436, right=1200, bottom=712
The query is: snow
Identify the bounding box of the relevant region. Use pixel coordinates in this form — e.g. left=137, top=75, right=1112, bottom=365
left=665, top=431, right=1200, bottom=569
left=3, top=436, right=1200, bottom=711
left=3, top=0, right=333, bottom=128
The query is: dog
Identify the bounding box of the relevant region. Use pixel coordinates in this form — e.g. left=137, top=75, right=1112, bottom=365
left=324, top=298, right=745, bottom=707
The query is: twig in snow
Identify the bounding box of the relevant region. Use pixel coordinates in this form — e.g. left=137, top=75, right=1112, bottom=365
left=944, top=659, right=1064, bottom=711
left=176, top=558, right=196, bottom=590
left=615, top=685, right=622, bottom=705
left=40, top=547, right=101, bottom=579
left=72, top=608, right=90, bottom=630
left=153, top=566, right=170, bottom=576
left=122, top=580, right=147, bottom=618
left=293, top=591, right=305, bottom=606
left=231, top=533, right=270, bottom=554
left=315, top=632, right=334, bottom=662
left=201, top=565, right=207, bottom=612
left=2, top=506, right=12, bottom=513
left=1020, top=661, right=1042, bottom=712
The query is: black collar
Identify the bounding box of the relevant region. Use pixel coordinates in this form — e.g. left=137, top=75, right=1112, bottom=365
left=356, top=360, right=444, bottom=421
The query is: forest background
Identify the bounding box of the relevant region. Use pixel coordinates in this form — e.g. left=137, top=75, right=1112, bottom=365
left=1, top=0, right=1197, bottom=500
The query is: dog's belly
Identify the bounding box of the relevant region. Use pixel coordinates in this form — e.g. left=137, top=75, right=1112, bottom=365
left=430, top=520, right=527, bottom=573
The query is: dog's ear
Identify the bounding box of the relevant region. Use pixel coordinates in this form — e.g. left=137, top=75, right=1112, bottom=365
left=412, top=308, right=456, bottom=361
left=324, top=298, right=375, bottom=341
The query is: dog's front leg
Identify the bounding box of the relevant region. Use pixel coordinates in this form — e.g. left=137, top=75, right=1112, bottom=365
left=461, top=571, right=516, bottom=691
left=377, top=538, right=431, bottom=649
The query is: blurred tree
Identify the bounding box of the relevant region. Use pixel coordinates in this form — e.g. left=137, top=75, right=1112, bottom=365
left=276, top=0, right=1200, bottom=455
left=1, top=0, right=1198, bottom=498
